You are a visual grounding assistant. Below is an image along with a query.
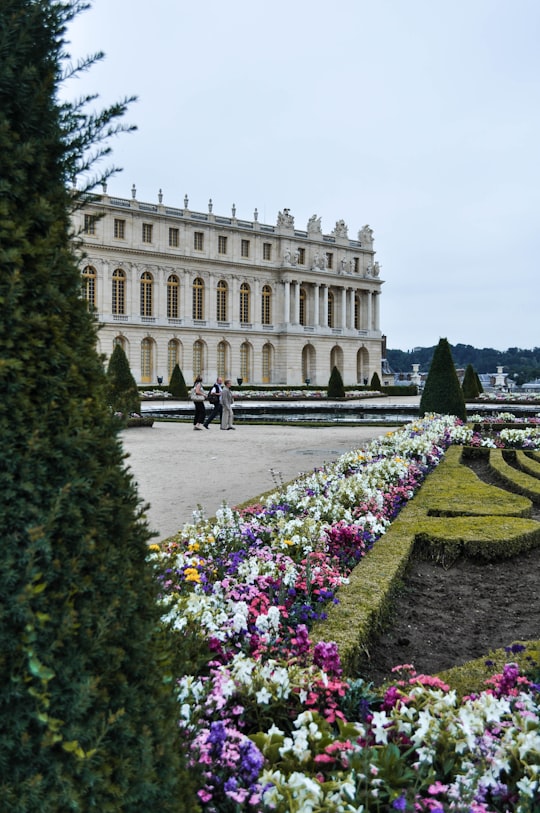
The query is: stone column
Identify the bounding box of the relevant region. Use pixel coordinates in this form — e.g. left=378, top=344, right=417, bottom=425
left=340, top=287, right=347, bottom=329
left=283, top=280, right=291, bottom=324
left=313, top=282, right=320, bottom=327
left=367, top=291, right=373, bottom=332
left=321, top=284, right=329, bottom=327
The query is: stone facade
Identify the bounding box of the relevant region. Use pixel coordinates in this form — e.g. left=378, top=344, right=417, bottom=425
left=75, top=189, right=384, bottom=386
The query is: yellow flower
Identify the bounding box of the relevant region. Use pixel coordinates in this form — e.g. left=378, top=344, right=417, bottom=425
left=147, top=543, right=161, bottom=552
left=206, top=535, right=215, bottom=544
left=188, top=541, right=200, bottom=552
left=283, top=539, right=294, bottom=546
left=184, top=567, right=201, bottom=583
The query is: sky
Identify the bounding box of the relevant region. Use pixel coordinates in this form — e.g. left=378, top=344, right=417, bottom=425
left=61, top=0, right=540, bottom=352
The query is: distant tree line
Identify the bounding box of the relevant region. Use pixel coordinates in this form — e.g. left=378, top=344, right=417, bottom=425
left=386, top=344, right=540, bottom=386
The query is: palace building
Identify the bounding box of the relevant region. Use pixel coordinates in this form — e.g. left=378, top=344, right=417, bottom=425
left=75, top=187, right=385, bottom=386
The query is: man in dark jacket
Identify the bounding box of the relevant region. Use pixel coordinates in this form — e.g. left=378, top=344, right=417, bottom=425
left=203, top=377, right=223, bottom=428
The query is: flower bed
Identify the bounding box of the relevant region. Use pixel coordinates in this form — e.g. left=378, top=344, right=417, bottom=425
left=150, top=415, right=540, bottom=811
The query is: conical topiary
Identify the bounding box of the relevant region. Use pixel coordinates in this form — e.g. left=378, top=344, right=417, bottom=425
left=419, top=338, right=467, bottom=421
left=0, top=2, right=194, bottom=809
left=461, top=363, right=480, bottom=400
left=327, top=365, right=346, bottom=398
left=106, top=343, right=141, bottom=418
left=169, top=363, right=188, bottom=398
left=370, top=371, right=382, bottom=391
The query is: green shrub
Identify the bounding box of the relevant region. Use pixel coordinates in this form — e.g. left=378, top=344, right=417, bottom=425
left=106, top=343, right=141, bottom=419
left=369, top=370, right=382, bottom=390
left=0, top=3, right=194, bottom=809
left=327, top=365, right=345, bottom=398
left=168, top=363, right=188, bottom=398
left=462, top=363, right=480, bottom=399
left=419, top=338, right=467, bottom=421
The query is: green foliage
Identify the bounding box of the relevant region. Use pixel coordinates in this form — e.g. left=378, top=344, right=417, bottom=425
left=106, top=343, right=140, bottom=419
left=168, top=363, right=188, bottom=398
left=419, top=338, right=467, bottom=421
left=369, top=370, right=382, bottom=390
left=327, top=365, right=345, bottom=398
left=0, top=2, right=194, bottom=809
left=386, top=343, right=540, bottom=387
left=475, top=371, right=484, bottom=393
left=461, top=363, right=480, bottom=399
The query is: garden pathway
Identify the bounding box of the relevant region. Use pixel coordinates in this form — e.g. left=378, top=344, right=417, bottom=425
left=120, top=422, right=399, bottom=541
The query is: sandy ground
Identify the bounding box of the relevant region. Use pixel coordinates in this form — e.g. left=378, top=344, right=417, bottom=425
left=120, top=421, right=399, bottom=541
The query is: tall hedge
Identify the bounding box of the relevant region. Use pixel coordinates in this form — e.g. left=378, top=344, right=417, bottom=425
left=327, top=365, right=345, bottom=398
left=106, top=343, right=141, bottom=418
left=0, top=2, right=194, bottom=810
left=462, top=363, right=480, bottom=400
left=370, top=370, right=382, bottom=390
left=419, top=338, right=467, bottom=421
left=169, top=363, right=188, bottom=398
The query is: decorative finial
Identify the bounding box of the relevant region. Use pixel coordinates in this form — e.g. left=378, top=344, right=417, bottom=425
left=131, top=184, right=136, bottom=199
left=158, top=188, right=163, bottom=203
left=253, top=208, right=258, bottom=221
left=232, top=203, right=236, bottom=217
left=184, top=194, right=189, bottom=209
left=101, top=181, right=107, bottom=194
left=208, top=198, right=213, bottom=213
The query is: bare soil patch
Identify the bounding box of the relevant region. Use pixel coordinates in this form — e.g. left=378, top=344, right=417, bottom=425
left=356, top=457, right=540, bottom=685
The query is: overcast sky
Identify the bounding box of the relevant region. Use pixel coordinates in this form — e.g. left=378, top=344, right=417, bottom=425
left=62, top=0, right=540, bottom=352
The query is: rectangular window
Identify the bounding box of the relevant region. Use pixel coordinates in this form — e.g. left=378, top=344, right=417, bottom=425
left=262, top=242, right=272, bottom=260
left=194, top=231, right=204, bottom=250
left=142, top=223, right=153, bottom=243
left=326, top=252, right=334, bottom=269
left=169, top=227, right=179, bottom=247
left=353, top=257, right=359, bottom=273
left=218, top=235, right=228, bottom=254
left=297, top=248, right=305, bottom=265
left=114, top=218, right=125, bottom=239
left=83, top=214, right=97, bottom=235
left=241, top=239, right=250, bottom=258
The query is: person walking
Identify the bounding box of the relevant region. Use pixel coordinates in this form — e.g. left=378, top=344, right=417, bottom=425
left=203, top=376, right=223, bottom=428
left=220, top=379, right=235, bottom=430
left=191, top=375, right=206, bottom=430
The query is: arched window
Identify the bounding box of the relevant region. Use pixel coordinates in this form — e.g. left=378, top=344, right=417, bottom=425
left=140, top=271, right=153, bottom=317
left=217, top=280, right=228, bottom=322
left=261, top=285, right=272, bottom=325
left=357, top=346, right=369, bottom=385
left=240, top=342, right=251, bottom=383
left=113, top=335, right=126, bottom=352
left=262, top=343, right=273, bottom=383
left=167, top=274, right=179, bottom=319
left=299, top=287, right=306, bottom=326
left=82, top=265, right=96, bottom=309
left=217, top=341, right=229, bottom=379
left=193, top=277, right=204, bottom=320
left=168, top=339, right=180, bottom=379
left=240, top=282, right=251, bottom=324
left=141, top=337, right=154, bottom=383
left=193, top=340, right=204, bottom=378
left=330, top=345, right=343, bottom=376
left=302, top=344, right=315, bottom=384
left=327, top=291, right=334, bottom=328
left=112, top=268, right=126, bottom=315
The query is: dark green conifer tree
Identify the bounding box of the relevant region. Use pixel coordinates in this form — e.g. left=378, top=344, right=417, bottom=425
left=475, top=371, right=484, bottom=394
left=169, top=363, right=188, bottom=398
left=0, top=2, right=194, bottom=809
left=106, top=343, right=141, bottom=419
left=327, top=365, right=345, bottom=398
left=461, top=363, right=480, bottom=400
left=419, top=338, right=467, bottom=421
left=370, top=371, right=382, bottom=390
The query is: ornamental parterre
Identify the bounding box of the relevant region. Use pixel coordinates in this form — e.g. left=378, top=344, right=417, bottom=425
left=149, top=414, right=540, bottom=812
